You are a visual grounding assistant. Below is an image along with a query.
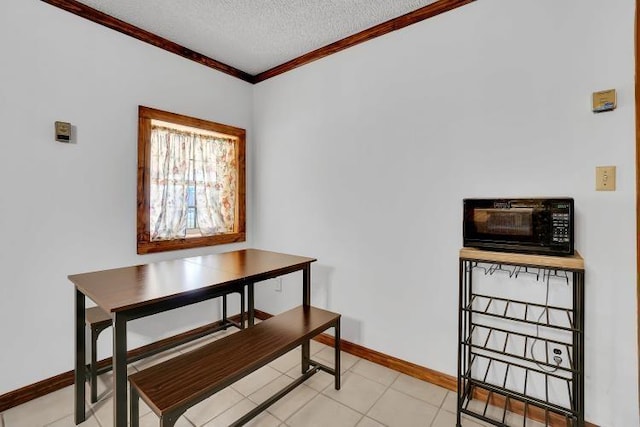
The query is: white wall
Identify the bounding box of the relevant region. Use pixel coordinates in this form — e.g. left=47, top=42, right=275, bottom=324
left=0, top=0, right=253, bottom=394
left=1, top=0, right=637, bottom=425
left=253, top=1, right=638, bottom=425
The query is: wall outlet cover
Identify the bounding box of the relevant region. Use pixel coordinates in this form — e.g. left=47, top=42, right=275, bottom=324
left=596, top=166, right=616, bottom=191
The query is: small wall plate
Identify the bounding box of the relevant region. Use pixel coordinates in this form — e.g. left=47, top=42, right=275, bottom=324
left=592, top=89, right=616, bottom=113
left=596, top=166, right=616, bottom=191
left=55, top=121, right=71, bottom=142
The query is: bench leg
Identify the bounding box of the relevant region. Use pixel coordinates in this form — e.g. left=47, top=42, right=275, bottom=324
left=335, top=319, right=341, bottom=390
left=90, top=326, right=99, bottom=403
left=248, top=283, right=255, bottom=327
left=130, top=387, right=139, bottom=427
left=222, top=294, right=228, bottom=329
left=239, top=288, right=245, bottom=329
left=88, top=323, right=111, bottom=403
left=301, top=340, right=310, bottom=374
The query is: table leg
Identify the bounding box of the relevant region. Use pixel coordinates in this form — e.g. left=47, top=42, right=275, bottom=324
left=74, top=288, right=86, bottom=424
left=301, top=265, right=311, bottom=373
left=334, top=319, right=341, bottom=390
left=113, top=312, right=128, bottom=426
left=222, top=294, right=228, bottom=329
left=302, top=265, right=310, bottom=306
left=247, top=283, right=255, bottom=327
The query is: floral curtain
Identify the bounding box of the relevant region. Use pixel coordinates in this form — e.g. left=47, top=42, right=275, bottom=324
left=194, top=134, right=237, bottom=235
left=149, top=125, right=237, bottom=241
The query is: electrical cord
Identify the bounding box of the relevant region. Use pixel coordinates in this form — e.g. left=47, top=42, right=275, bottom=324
left=530, top=270, right=561, bottom=373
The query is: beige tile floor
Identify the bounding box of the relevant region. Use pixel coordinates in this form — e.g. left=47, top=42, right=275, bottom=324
left=0, top=327, right=545, bottom=427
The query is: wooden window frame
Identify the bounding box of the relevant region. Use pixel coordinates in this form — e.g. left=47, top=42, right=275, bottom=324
left=137, top=106, right=246, bottom=254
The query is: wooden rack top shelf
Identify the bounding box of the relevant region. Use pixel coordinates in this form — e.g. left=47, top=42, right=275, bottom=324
left=459, top=248, right=584, bottom=271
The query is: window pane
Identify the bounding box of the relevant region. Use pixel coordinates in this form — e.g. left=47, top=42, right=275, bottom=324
left=187, top=185, right=196, bottom=207
left=186, top=207, right=196, bottom=230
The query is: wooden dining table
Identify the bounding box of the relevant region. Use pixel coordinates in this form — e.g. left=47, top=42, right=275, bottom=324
left=69, top=248, right=316, bottom=426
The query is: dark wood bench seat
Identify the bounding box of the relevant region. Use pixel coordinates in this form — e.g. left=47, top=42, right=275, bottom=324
left=128, top=305, right=341, bottom=427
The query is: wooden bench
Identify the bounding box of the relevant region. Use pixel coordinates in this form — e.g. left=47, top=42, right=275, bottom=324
left=128, top=305, right=341, bottom=427
left=85, top=306, right=112, bottom=403
left=85, top=288, right=245, bottom=403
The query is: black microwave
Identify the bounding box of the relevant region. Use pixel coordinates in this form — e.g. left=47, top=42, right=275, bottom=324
left=463, top=198, right=574, bottom=256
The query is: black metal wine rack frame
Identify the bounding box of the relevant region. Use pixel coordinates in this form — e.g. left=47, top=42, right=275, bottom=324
left=457, top=256, right=584, bottom=427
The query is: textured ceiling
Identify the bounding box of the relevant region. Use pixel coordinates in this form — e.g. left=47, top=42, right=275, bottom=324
left=75, top=0, right=438, bottom=75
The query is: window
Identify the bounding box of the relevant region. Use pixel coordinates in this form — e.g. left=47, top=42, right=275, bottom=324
left=137, top=106, right=246, bottom=254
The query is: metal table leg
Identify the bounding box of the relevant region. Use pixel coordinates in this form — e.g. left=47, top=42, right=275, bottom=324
left=247, top=283, right=255, bottom=327
left=74, top=288, right=86, bottom=424
left=113, top=312, right=128, bottom=426
left=301, top=265, right=311, bottom=373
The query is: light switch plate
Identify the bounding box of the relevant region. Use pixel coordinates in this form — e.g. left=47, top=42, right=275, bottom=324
left=596, top=166, right=616, bottom=191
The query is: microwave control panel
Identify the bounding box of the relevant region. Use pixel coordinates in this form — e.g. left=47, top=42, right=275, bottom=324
left=551, top=212, right=571, bottom=244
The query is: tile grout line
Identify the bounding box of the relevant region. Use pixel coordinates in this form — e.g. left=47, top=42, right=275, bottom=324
left=277, top=359, right=363, bottom=426
left=239, top=392, right=278, bottom=426
left=42, top=412, right=73, bottom=427
left=321, top=360, right=395, bottom=426
left=371, top=372, right=447, bottom=427
left=428, top=388, right=450, bottom=427
left=312, top=356, right=451, bottom=426
left=428, top=405, right=439, bottom=427
left=319, top=350, right=458, bottom=427
left=278, top=382, right=321, bottom=426
left=313, top=353, right=452, bottom=426
left=386, top=381, right=446, bottom=412
left=358, top=371, right=393, bottom=427
left=320, top=370, right=390, bottom=420
left=89, top=407, right=101, bottom=427
left=182, top=410, right=197, bottom=427
left=231, top=368, right=317, bottom=426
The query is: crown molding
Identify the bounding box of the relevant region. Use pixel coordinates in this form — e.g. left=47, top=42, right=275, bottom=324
left=40, top=0, right=255, bottom=83
left=41, top=0, right=474, bottom=84
left=254, top=0, right=475, bottom=83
